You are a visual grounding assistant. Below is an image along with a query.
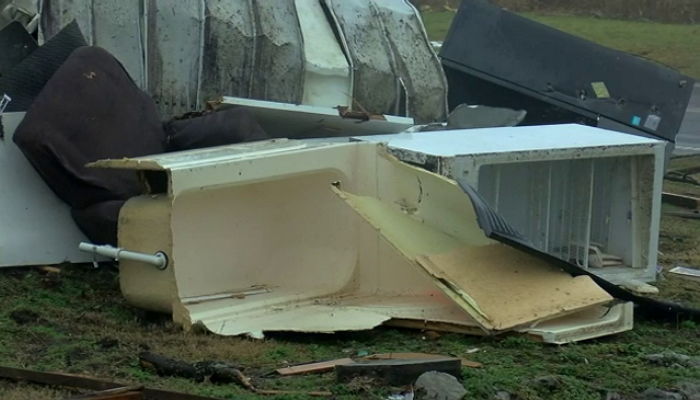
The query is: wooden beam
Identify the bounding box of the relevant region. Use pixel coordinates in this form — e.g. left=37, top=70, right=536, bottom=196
left=276, top=358, right=354, bottom=376
left=335, top=358, right=461, bottom=386
left=0, top=367, right=221, bottom=400
left=662, top=192, right=700, bottom=209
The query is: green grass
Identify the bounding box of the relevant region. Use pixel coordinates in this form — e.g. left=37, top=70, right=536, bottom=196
left=1, top=264, right=699, bottom=399
left=422, top=11, right=700, bottom=79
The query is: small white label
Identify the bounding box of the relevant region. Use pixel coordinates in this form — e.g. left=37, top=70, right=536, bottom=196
left=644, top=114, right=661, bottom=131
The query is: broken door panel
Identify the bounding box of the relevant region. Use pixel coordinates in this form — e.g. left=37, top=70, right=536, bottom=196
left=200, top=0, right=256, bottom=102
left=146, top=0, right=204, bottom=117
left=249, top=0, right=303, bottom=104
left=92, top=0, right=145, bottom=88
left=371, top=0, right=447, bottom=123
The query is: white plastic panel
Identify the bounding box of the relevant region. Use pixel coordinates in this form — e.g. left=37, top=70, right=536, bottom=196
left=523, top=302, right=634, bottom=344
left=295, top=0, right=352, bottom=108
left=0, top=113, right=92, bottom=267
left=358, top=124, right=663, bottom=156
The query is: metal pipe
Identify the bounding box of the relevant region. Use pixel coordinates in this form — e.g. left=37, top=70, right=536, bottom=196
left=78, top=242, right=168, bottom=270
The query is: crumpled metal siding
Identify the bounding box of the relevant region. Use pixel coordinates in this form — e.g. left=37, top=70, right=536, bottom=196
left=372, top=0, right=448, bottom=123
left=324, top=0, right=398, bottom=118
left=39, top=0, right=446, bottom=122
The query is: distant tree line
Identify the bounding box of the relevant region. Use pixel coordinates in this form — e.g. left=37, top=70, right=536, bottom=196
left=411, top=0, right=700, bottom=24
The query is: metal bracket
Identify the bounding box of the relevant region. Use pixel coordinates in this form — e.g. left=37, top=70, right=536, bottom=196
left=78, top=242, right=168, bottom=270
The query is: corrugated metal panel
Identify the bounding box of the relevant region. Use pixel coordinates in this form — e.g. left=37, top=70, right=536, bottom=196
left=39, top=1, right=146, bottom=87
left=146, top=0, right=205, bottom=117
left=200, top=0, right=256, bottom=101
left=372, top=0, right=448, bottom=123
left=324, top=0, right=398, bottom=117
left=39, top=0, right=446, bottom=122
left=249, top=0, right=303, bottom=104
left=92, top=0, right=145, bottom=88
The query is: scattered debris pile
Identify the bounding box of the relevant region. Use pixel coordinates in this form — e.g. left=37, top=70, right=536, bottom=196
left=0, top=0, right=698, bottom=367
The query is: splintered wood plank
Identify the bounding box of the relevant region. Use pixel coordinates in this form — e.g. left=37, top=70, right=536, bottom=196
left=364, top=353, right=482, bottom=368
left=276, top=358, right=355, bottom=376
left=335, top=358, right=461, bottom=386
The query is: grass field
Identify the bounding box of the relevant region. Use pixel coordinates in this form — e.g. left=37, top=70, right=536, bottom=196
left=422, top=11, right=700, bottom=79
left=0, top=263, right=699, bottom=400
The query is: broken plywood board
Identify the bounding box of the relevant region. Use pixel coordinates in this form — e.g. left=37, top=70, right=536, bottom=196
left=333, top=155, right=612, bottom=332
left=335, top=358, right=461, bottom=386
left=276, top=358, right=354, bottom=376
left=364, top=353, right=482, bottom=368
left=662, top=192, right=700, bottom=209
left=416, top=246, right=614, bottom=331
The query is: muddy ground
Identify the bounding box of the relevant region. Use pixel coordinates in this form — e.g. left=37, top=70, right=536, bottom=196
left=0, top=158, right=699, bottom=400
